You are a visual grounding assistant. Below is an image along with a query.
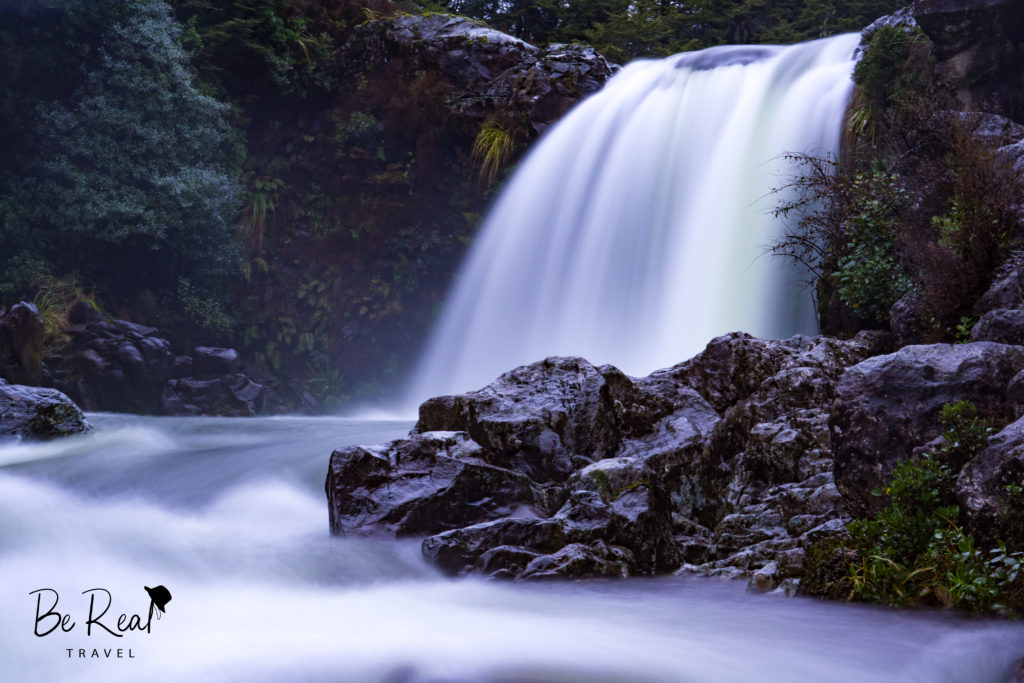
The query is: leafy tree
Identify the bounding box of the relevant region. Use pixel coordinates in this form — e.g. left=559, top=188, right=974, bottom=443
left=1, top=0, right=242, bottom=310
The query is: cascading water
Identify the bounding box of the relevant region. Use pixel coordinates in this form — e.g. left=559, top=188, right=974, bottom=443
left=408, top=34, right=861, bottom=403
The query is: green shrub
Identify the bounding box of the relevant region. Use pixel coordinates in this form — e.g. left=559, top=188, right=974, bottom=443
left=841, top=400, right=1019, bottom=613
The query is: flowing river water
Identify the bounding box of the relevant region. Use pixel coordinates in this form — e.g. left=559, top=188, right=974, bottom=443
left=1, top=415, right=1022, bottom=682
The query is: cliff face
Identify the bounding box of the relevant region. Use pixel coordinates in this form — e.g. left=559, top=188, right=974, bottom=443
left=234, top=14, right=613, bottom=407
left=911, top=0, right=1024, bottom=120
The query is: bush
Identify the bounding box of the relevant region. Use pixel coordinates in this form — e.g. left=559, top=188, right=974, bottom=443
left=840, top=401, right=1020, bottom=613
left=1, top=0, right=242, bottom=314
left=772, top=158, right=911, bottom=324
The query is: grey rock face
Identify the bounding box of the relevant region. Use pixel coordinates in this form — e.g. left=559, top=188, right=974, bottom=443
left=345, top=13, right=614, bottom=134
left=328, top=332, right=890, bottom=581
left=831, top=342, right=1024, bottom=515
left=957, top=415, right=1024, bottom=547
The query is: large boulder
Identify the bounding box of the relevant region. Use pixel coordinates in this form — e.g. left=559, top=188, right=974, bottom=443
left=831, top=342, right=1024, bottom=515
left=0, top=379, right=91, bottom=440
left=957, top=415, right=1024, bottom=547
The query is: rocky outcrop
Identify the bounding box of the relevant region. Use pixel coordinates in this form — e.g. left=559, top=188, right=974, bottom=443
left=0, top=301, right=286, bottom=417
left=957, top=415, right=1024, bottom=547
left=327, top=332, right=891, bottom=584
left=344, top=13, right=614, bottom=134
left=972, top=253, right=1024, bottom=345
left=831, top=342, right=1024, bottom=515
left=0, top=379, right=90, bottom=440
left=910, top=0, right=1024, bottom=121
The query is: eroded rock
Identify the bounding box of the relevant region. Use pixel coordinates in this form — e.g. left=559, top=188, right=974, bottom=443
left=832, top=342, right=1024, bottom=515
left=328, top=332, right=892, bottom=581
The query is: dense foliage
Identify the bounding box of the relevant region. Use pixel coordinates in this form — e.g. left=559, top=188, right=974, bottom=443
left=775, top=24, right=1022, bottom=337
left=0, top=0, right=241, bottom=338
left=426, top=0, right=906, bottom=61
left=832, top=402, right=1023, bottom=613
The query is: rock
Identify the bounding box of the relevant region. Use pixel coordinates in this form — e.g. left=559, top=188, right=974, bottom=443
left=481, top=43, right=615, bottom=134
left=930, top=110, right=1024, bottom=148
left=957, top=415, right=1024, bottom=547
left=161, top=374, right=286, bottom=417
left=192, top=347, right=240, bottom=376
left=970, top=308, right=1024, bottom=344
left=520, top=541, right=634, bottom=580
left=345, top=13, right=614, bottom=135
left=888, top=290, right=932, bottom=347
left=974, top=256, right=1024, bottom=315
left=0, top=379, right=91, bottom=440
left=326, top=431, right=537, bottom=537
left=330, top=332, right=892, bottom=581
left=909, top=0, right=1024, bottom=120
left=66, top=300, right=101, bottom=325
left=346, top=14, right=538, bottom=95
left=0, top=302, right=45, bottom=385
left=831, top=342, right=1024, bottom=515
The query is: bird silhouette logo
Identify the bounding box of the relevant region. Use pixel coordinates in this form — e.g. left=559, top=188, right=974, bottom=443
left=144, top=585, right=172, bottom=621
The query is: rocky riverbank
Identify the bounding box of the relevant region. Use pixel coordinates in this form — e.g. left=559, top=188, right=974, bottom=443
left=326, top=254, right=1024, bottom=594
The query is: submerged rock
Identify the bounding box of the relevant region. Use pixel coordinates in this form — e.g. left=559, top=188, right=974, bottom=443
left=0, top=379, right=90, bottom=440
left=327, top=332, right=891, bottom=581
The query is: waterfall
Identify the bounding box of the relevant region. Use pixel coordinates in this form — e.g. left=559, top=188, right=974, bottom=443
left=408, top=34, right=861, bottom=403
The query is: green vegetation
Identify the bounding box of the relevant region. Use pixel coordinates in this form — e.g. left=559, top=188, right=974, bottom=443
left=808, top=401, right=1023, bottom=614
left=0, top=0, right=241, bottom=335
left=427, top=0, right=906, bottom=61
left=774, top=24, right=1022, bottom=339
left=472, top=120, right=515, bottom=185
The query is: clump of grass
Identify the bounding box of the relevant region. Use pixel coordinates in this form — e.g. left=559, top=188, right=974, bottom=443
left=472, top=120, right=514, bottom=186
left=30, top=275, right=96, bottom=354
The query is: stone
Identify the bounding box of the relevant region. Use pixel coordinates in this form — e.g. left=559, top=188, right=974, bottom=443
left=329, top=332, right=892, bottom=581
left=326, top=432, right=537, bottom=537
left=831, top=342, right=1024, bottom=515
left=910, top=0, right=1024, bottom=120
left=957, top=415, right=1024, bottom=547
left=0, top=379, right=91, bottom=440
left=970, top=308, right=1024, bottom=344
left=192, top=347, right=240, bottom=376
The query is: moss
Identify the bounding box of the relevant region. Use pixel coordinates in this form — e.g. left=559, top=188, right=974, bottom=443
left=800, top=536, right=856, bottom=600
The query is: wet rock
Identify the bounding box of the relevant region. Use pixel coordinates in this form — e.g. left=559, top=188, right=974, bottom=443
left=520, top=541, right=634, bottom=580
left=0, top=379, right=90, bottom=440
left=831, top=342, right=1024, bottom=516
left=331, top=332, right=892, bottom=581
left=957, top=415, right=1024, bottom=547
left=192, top=347, right=240, bottom=377
left=326, top=432, right=537, bottom=537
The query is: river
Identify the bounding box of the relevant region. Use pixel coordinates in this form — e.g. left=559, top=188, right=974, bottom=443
left=1, top=415, right=1021, bottom=682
